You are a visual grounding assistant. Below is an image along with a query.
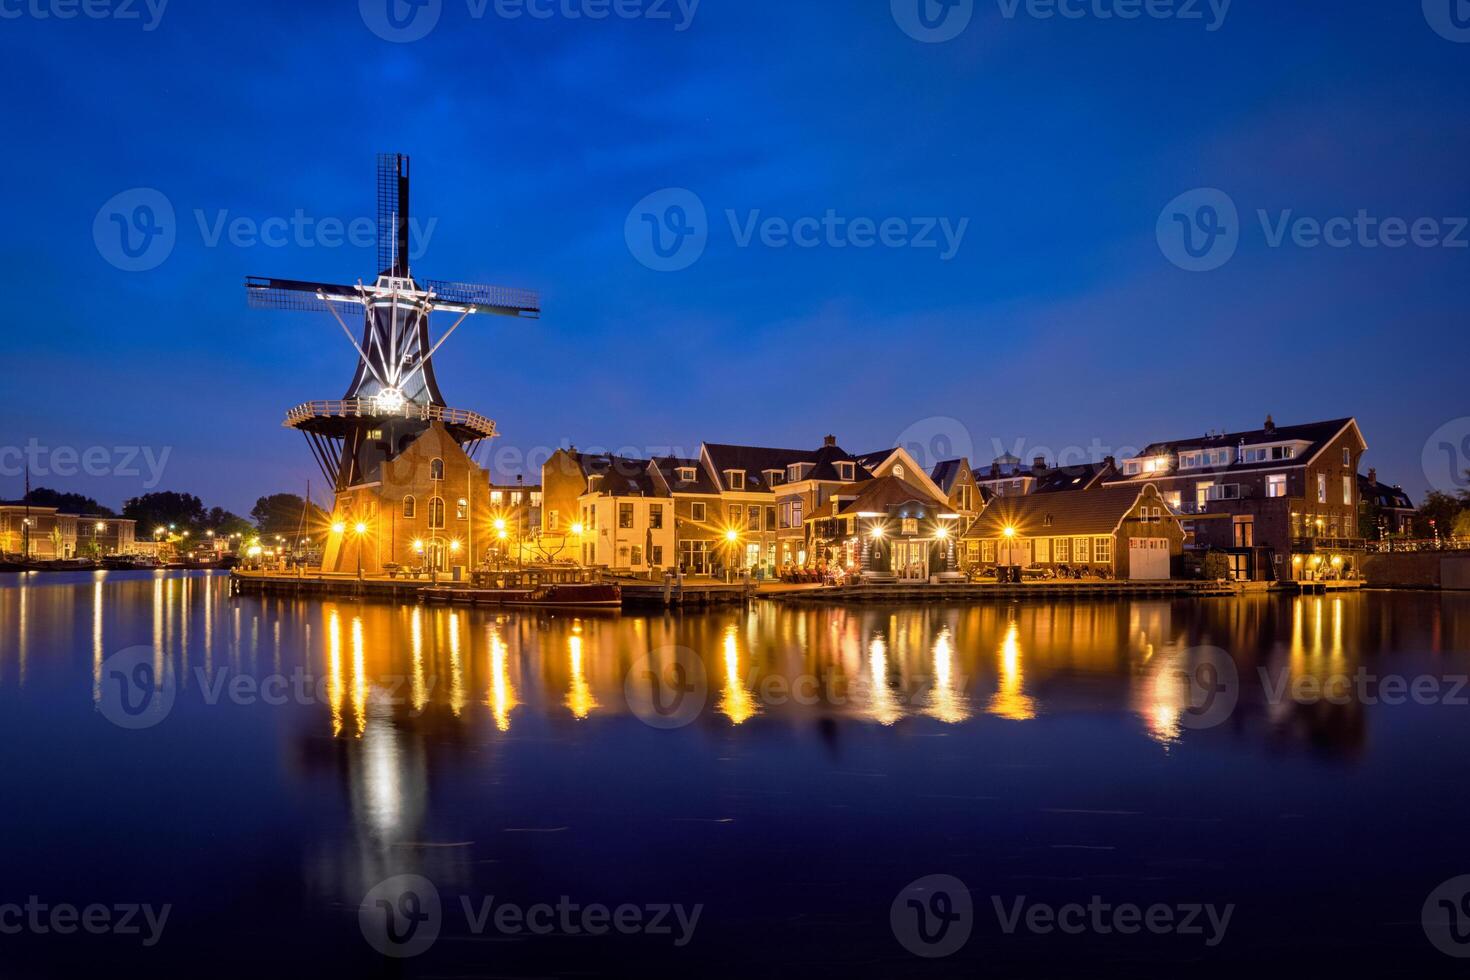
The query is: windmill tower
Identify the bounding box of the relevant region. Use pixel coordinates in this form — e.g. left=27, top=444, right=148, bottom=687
left=247, top=154, right=539, bottom=573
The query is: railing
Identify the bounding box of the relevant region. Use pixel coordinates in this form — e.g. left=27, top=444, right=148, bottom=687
left=1364, top=537, right=1470, bottom=554
left=284, top=400, right=496, bottom=436
left=1292, top=536, right=1368, bottom=552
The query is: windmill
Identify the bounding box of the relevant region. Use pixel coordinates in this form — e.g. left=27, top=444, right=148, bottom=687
left=247, top=153, right=539, bottom=491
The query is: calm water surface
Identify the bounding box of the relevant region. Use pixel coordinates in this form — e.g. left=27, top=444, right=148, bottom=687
left=2, top=570, right=1469, bottom=977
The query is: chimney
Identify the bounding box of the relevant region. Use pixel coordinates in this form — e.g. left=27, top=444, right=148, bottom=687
left=1103, top=455, right=1116, bottom=471
left=823, top=434, right=836, bottom=447
left=1032, top=455, right=1047, bottom=475
left=1264, top=414, right=1276, bottom=435
left=1368, top=467, right=1377, bottom=485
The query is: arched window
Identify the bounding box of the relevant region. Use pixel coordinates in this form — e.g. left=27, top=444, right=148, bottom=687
left=428, top=497, right=445, bottom=529
left=430, top=457, right=445, bottom=481
left=403, top=495, right=416, bottom=519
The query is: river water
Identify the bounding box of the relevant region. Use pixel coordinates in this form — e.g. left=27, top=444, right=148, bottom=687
left=1, top=570, right=1468, bottom=977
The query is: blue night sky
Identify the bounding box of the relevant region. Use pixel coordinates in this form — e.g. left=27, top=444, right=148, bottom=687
left=1, top=0, right=1466, bottom=515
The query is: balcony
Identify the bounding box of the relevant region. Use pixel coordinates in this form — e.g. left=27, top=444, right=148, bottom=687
left=1292, top=536, right=1367, bottom=552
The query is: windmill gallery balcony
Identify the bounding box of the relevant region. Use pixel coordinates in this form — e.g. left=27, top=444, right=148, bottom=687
left=284, top=399, right=497, bottom=440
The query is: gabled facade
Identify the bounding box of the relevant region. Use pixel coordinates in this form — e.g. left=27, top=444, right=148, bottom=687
left=1358, top=468, right=1416, bottom=539
left=1103, top=415, right=1367, bottom=581
left=964, top=483, right=1186, bottom=580
left=542, top=449, right=674, bottom=572
left=807, top=471, right=961, bottom=580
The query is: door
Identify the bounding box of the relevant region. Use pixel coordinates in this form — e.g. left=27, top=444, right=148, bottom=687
left=1129, top=538, right=1170, bottom=580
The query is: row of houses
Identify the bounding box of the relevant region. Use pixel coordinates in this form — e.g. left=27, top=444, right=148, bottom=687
left=0, top=503, right=137, bottom=559
left=535, top=415, right=1416, bottom=582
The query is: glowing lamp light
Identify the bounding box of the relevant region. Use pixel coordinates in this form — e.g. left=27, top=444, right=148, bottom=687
left=373, top=386, right=406, bottom=413
left=331, top=522, right=346, bottom=535
left=246, top=545, right=262, bottom=558
left=571, top=522, right=585, bottom=536
left=1331, top=556, right=1344, bottom=566
left=493, top=518, right=507, bottom=532
left=412, top=539, right=424, bottom=553
left=870, top=526, right=885, bottom=540
left=1002, top=526, right=1017, bottom=539
left=497, top=530, right=509, bottom=541
left=353, top=522, right=367, bottom=536
left=450, top=540, right=462, bottom=553
left=935, top=527, right=950, bottom=540
left=95, top=522, right=106, bottom=532
left=725, top=529, right=740, bottom=543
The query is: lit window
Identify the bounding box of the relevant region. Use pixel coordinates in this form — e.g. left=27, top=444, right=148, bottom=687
left=1318, top=473, right=1328, bottom=503
left=1342, top=475, right=1353, bottom=506
left=1266, top=474, right=1287, bottom=498
left=456, top=498, right=468, bottom=521
left=1094, top=537, right=1113, bottom=564
left=1074, top=537, right=1091, bottom=563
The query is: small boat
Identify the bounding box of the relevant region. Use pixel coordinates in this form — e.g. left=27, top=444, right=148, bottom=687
left=423, top=566, right=622, bottom=611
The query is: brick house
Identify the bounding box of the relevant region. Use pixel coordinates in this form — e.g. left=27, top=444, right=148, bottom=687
left=963, top=483, right=1186, bottom=580
left=648, top=456, right=723, bottom=575
left=1358, top=469, right=1416, bottom=539
left=1103, top=416, right=1367, bottom=581
left=541, top=449, right=674, bottom=572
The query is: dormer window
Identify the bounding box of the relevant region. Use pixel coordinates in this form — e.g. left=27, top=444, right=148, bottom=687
left=836, top=461, right=855, bottom=481
left=764, top=469, right=783, bottom=486
left=588, top=474, right=603, bottom=492
left=676, top=467, right=697, bottom=483
left=725, top=470, right=745, bottom=491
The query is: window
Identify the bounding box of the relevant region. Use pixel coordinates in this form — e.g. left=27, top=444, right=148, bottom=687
left=548, top=509, right=560, bottom=531
left=1317, top=473, right=1328, bottom=503
left=619, top=503, right=635, bottom=529
left=791, top=500, right=803, bottom=527
left=491, top=491, right=504, bottom=505
left=367, top=429, right=383, bottom=440
left=691, top=502, right=706, bottom=523
left=1343, top=447, right=1351, bottom=466
left=430, top=458, right=445, bottom=480
left=428, top=497, right=445, bottom=529
left=837, top=461, right=855, bottom=481
left=1266, top=474, right=1287, bottom=498
left=726, top=470, right=746, bottom=491
left=1342, top=475, right=1353, bottom=506
left=765, top=506, right=776, bottom=531
left=630, top=546, right=642, bottom=567
left=1164, top=491, right=1182, bottom=510
left=787, top=464, right=802, bottom=483
left=651, top=545, right=663, bottom=566
left=1053, top=537, right=1070, bottom=562
left=649, top=504, right=664, bottom=529
left=1195, top=482, right=1214, bottom=508
left=748, top=506, right=761, bottom=532
left=1035, top=538, right=1051, bottom=563
left=455, top=498, right=468, bottom=520
left=403, top=495, right=416, bottom=519
left=981, top=540, right=995, bottom=563
left=677, top=467, right=697, bottom=483
left=1074, top=537, right=1091, bottom=563
left=959, top=485, right=974, bottom=511
left=764, top=469, right=783, bottom=486
left=1093, top=537, right=1112, bottom=564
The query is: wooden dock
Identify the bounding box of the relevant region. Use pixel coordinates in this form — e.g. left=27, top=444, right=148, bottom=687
left=763, top=580, right=1245, bottom=604
left=1279, top=579, right=1364, bottom=595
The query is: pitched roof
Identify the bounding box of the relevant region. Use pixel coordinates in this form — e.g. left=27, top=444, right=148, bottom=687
left=836, top=476, right=950, bottom=517
left=569, top=452, right=661, bottom=497
left=1110, top=417, right=1357, bottom=482
left=1034, top=460, right=1113, bottom=494
left=650, top=456, right=720, bottom=495
left=1358, top=473, right=1415, bottom=511
left=966, top=485, right=1163, bottom=538
left=929, top=459, right=965, bottom=492
left=703, top=442, right=870, bottom=493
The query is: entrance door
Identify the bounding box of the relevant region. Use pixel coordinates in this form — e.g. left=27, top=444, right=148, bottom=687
left=1129, top=538, right=1170, bottom=580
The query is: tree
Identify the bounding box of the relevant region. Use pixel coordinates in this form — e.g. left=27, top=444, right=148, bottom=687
left=123, top=491, right=208, bottom=537
left=1455, top=510, right=1470, bottom=541
left=252, top=494, right=328, bottom=537
left=1415, top=491, right=1464, bottom=538
left=204, top=507, right=254, bottom=538
left=24, top=487, right=115, bottom=516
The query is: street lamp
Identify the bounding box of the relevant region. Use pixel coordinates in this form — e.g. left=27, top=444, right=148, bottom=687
left=353, top=522, right=367, bottom=579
